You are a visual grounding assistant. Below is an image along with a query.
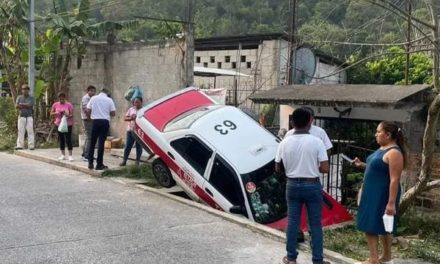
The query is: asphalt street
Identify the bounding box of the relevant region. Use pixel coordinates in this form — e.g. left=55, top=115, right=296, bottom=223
left=0, top=152, right=313, bottom=264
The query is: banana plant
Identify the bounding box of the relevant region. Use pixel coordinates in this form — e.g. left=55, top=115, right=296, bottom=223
left=0, top=0, right=29, bottom=102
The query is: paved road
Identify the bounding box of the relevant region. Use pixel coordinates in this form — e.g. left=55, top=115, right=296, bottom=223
left=0, top=153, right=313, bottom=264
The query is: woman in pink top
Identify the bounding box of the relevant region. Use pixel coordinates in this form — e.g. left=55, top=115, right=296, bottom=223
left=119, top=97, right=154, bottom=166
left=50, top=92, right=74, bottom=161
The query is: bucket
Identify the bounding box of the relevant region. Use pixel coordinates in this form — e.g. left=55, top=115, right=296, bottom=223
left=79, top=134, right=86, bottom=148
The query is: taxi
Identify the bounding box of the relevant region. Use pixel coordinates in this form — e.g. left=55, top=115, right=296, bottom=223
left=133, top=87, right=352, bottom=229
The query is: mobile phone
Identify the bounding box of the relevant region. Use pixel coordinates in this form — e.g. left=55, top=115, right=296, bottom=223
left=341, top=154, right=354, bottom=163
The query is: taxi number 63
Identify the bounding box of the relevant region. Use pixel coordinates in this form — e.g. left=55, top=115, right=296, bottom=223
left=214, top=120, right=237, bottom=135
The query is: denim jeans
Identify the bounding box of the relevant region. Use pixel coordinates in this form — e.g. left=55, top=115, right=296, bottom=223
left=286, top=180, right=324, bottom=264
left=123, top=131, right=143, bottom=161
left=88, top=119, right=109, bottom=167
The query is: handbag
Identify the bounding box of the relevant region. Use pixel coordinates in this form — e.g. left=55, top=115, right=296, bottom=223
left=58, top=115, right=68, bottom=133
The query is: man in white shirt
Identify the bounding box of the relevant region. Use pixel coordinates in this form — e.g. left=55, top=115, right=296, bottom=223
left=275, top=108, right=329, bottom=264
left=86, top=88, right=116, bottom=170
left=285, top=107, right=332, bottom=151
left=81, top=85, right=96, bottom=161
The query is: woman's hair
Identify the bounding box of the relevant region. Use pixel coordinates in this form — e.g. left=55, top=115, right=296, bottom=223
left=380, top=121, right=408, bottom=168
left=132, top=96, right=143, bottom=103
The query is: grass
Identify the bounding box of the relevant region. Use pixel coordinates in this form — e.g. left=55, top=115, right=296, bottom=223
left=324, top=211, right=440, bottom=263
left=101, top=163, right=161, bottom=188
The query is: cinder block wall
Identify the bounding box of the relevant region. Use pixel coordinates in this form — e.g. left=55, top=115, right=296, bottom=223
left=68, top=40, right=184, bottom=143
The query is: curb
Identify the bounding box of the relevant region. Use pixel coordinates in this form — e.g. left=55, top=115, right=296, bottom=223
left=16, top=151, right=358, bottom=264
left=15, top=150, right=103, bottom=177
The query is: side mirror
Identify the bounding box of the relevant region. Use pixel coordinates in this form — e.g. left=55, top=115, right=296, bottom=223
left=229, top=205, right=244, bottom=214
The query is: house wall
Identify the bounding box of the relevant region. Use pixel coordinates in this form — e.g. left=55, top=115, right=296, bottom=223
left=194, top=39, right=345, bottom=113
left=310, top=60, right=347, bottom=84
left=68, top=40, right=184, bottom=142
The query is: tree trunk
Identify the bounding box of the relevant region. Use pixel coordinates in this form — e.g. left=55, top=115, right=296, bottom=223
left=399, top=0, right=440, bottom=215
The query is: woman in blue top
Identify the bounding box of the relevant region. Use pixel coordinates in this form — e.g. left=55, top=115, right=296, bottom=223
left=353, top=121, right=406, bottom=264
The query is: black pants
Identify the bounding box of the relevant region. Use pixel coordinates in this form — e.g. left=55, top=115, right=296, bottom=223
left=88, top=119, right=109, bottom=167
left=58, top=125, right=73, bottom=151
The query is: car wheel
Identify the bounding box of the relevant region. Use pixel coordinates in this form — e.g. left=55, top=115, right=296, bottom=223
left=152, top=159, right=176, bottom=188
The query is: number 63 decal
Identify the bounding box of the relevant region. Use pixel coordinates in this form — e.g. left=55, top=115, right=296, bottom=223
left=214, top=120, right=237, bottom=135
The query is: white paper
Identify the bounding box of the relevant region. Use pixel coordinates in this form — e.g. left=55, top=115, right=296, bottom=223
left=383, top=214, right=394, bottom=233
left=340, top=153, right=354, bottom=163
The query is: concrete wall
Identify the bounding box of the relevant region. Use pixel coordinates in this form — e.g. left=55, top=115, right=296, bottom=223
left=68, top=40, right=184, bottom=141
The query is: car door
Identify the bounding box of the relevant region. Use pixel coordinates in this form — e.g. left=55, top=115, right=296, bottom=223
left=202, top=153, right=248, bottom=217
left=169, top=135, right=218, bottom=206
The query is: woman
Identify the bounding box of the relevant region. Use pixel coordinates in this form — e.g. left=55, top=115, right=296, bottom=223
left=51, top=92, right=74, bottom=161
left=353, top=121, right=406, bottom=264
left=119, top=97, right=154, bottom=166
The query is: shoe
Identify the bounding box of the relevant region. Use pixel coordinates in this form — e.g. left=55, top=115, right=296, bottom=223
left=95, top=165, right=108, bottom=170
left=147, top=153, right=155, bottom=160
left=119, top=161, right=126, bottom=166
left=379, top=260, right=393, bottom=264
left=58, top=155, right=65, bottom=160
left=282, top=256, right=296, bottom=264
left=68, top=156, right=74, bottom=162
left=135, top=160, right=140, bottom=166
left=15, top=147, right=23, bottom=150
left=88, top=164, right=94, bottom=170
left=82, top=157, right=88, bottom=162
left=29, top=148, right=34, bottom=150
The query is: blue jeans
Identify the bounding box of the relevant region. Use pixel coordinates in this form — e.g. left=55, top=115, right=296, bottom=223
left=88, top=119, right=109, bottom=167
left=286, top=180, right=324, bottom=264
left=123, top=131, right=142, bottom=161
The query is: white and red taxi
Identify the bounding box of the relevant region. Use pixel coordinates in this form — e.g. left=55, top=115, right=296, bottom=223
left=133, top=87, right=352, bottom=230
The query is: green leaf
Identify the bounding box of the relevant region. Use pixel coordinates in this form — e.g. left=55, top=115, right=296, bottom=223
left=34, top=80, right=47, bottom=99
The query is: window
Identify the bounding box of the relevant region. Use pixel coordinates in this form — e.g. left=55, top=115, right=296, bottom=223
left=246, top=62, right=252, bottom=69
left=241, top=55, right=246, bottom=62
left=196, top=56, right=201, bottom=63
left=231, top=62, right=237, bottom=69
left=203, top=62, right=208, bottom=68
left=225, top=56, right=230, bottom=63
left=210, top=56, right=215, bottom=63
left=209, top=155, right=244, bottom=207
left=171, top=137, right=213, bottom=176
left=217, top=62, right=222, bottom=69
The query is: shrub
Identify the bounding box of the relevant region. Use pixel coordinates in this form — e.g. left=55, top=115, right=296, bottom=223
left=0, top=97, right=17, bottom=150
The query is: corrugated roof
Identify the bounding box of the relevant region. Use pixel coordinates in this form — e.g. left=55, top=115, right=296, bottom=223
left=249, top=84, right=432, bottom=107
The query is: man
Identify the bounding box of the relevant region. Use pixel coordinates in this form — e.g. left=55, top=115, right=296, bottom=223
left=15, top=84, right=35, bottom=150
left=86, top=88, right=116, bottom=170
left=285, top=106, right=333, bottom=151
left=285, top=106, right=333, bottom=243
left=81, top=85, right=96, bottom=161
left=275, top=108, right=329, bottom=264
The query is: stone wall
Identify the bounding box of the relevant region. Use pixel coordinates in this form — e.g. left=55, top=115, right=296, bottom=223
left=68, top=40, right=184, bottom=142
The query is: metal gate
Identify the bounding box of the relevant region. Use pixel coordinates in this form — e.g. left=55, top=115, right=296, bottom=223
left=314, top=117, right=379, bottom=209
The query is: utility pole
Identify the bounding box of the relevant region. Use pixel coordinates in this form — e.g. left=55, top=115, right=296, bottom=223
left=286, top=0, right=297, bottom=85
left=28, top=0, right=36, bottom=95
left=184, top=0, right=194, bottom=87
left=405, top=0, right=412, bottom=85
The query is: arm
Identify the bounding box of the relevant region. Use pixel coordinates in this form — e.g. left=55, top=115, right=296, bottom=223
left=66, top=103, right=73, bottom=118
left=353, top=157, right=366, bottom=169
left=50, top=104, right=58, bottom=116
left=319, top=161, right=329, bottom=173
left=275, top=161, right=284, bottom=174
left=384, top=150, right=404, bottom=215
left=110, top=100, right=116, bottom=117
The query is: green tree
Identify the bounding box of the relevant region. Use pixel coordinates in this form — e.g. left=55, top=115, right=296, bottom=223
left=349, top=46, right=432, bottom=84
left=0, top=0, right=29, bottom=102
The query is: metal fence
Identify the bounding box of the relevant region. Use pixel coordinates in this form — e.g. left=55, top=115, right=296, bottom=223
left=314, top=117, right=378, bottom=209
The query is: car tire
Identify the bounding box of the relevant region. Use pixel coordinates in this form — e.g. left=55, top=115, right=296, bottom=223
left=152, top=159, right=176, bottom=188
